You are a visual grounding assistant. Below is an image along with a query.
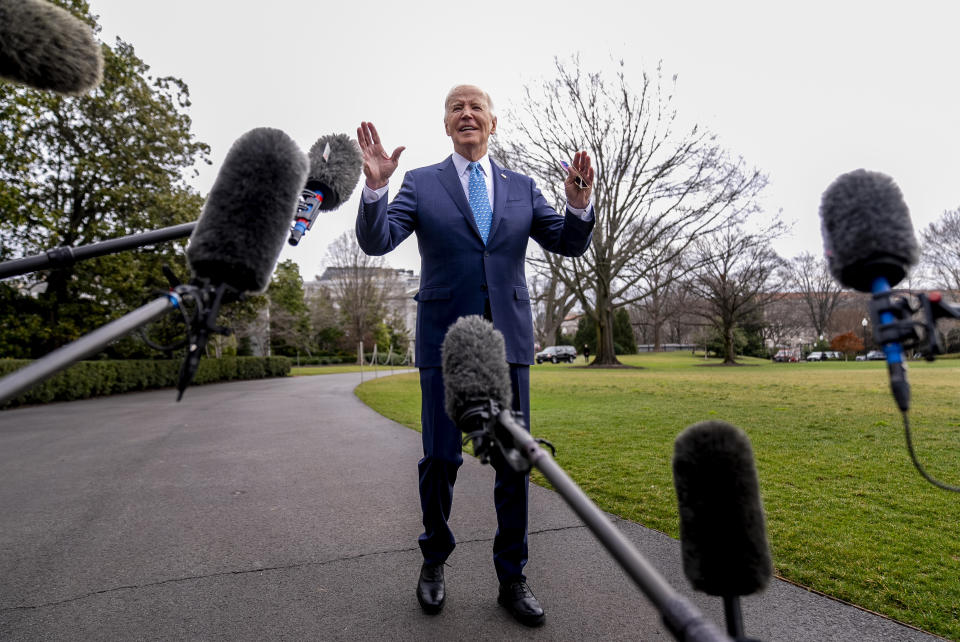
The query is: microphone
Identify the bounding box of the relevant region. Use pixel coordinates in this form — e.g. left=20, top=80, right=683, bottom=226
left=187, top=127, right=309, bottom=293
left=442, top=315, right=514, bottom=461
left=442, top=315, right=512, bottom=422
left=819, top=169, right=918, bottom=293
left=673, top=420, right=772, bottom=640
left=0, top=0, right=103, bottom=95
left=444, top=319, right=734, bottom=640
left=819, top=169, right=919, bottom=411
left=441, top=316, right=531, bottom=471
left=288, top=133, right=363, bottom=245
left=177, top=127, right=307, bottom=399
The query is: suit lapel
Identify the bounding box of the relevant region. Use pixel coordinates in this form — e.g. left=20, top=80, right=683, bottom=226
left=488, top=160, right=508, bottom=244
left=437, top=156, right=482, bottom=240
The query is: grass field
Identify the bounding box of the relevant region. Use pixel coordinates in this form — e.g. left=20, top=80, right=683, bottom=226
left=354, top=353, right=960, bottom=639
left=290, top=364, right=415, bottom=376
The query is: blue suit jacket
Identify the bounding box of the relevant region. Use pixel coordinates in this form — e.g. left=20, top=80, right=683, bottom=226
left=356, top=156, right=594, bottom=367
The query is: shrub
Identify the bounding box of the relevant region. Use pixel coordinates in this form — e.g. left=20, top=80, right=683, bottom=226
left=0, top=356, right=291, bottom=409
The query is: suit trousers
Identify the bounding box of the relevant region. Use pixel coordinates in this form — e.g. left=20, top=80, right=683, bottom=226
left=417, top=364, right=531, bottom=583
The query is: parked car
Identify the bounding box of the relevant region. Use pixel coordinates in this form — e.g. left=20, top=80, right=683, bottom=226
left=773, top=348, right=800, bottom=362
left=535, top=345, right=577, bottom=364
left=866, top=350, right=885, bottom=360
left=806, top=351, right=841, bottom=361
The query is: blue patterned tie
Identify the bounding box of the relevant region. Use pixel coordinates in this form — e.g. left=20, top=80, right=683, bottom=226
left=467, top=161, right=492, bottom=244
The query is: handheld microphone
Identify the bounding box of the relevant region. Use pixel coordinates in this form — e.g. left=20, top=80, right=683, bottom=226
left=673, top=420, right=772, bottom=640
left=187, top=127, right=309, bottom=293
left=819, top=169, right=919, bottom=411
left=288, top=133, right=363, bottom=245
left=0, top=0, right=103, bottom=95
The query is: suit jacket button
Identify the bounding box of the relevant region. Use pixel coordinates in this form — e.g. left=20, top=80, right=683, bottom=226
left=484, top=251, right=490, bottom=257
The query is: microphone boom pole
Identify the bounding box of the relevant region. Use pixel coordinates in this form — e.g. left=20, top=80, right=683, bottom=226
left=0, top=292, right=181, bottom=406
left=0, top=222, right=197, bottom=280
left=0, top=127, right=313, bottom=405
left=489, top=407, right=732, bottom=642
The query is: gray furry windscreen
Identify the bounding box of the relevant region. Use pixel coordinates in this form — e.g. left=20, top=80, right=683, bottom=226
left=441, top=316, right=512, bottom=423
left=819, top=169, right=918, bottom=291
left=673, top=420, right=772, bottom=597
left=187, top=127, right=308, bottom=293
left=0, top=0, right=104, bottom=95
left=307, top=133, right=363, bottom=210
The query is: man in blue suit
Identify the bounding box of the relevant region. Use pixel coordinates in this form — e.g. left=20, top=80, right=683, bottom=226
left=356, top=85, right=594, bottom=627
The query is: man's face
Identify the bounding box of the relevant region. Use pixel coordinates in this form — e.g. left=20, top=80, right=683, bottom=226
left=444, top=86, right=497, bottom=159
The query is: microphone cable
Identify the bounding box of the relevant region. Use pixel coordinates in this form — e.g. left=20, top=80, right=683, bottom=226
left=901, top=410, right=960, bottom=493
left=862, top=285, right=960, bottom=492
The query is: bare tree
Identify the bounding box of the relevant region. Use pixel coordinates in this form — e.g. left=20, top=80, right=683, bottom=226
left=492, top=55, right=768, bottom=365
left=787, top=252, right=845, bottom=340
left=218, top=293, right=268, bottom=356
left=322, top=230, right=397, bottom=352
left=686, top=222, right=788, bottom=363
left=630, top=253, right=690, bottom=350
left=759, top=294, right=808, bottom=353
left=920, top=207, right=960, bottom=291
left=527, top=246, right=579, bottom=347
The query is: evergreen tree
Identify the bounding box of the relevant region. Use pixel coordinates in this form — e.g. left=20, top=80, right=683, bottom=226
left=613, top=308, right=637, bottom=354
left=268, top=260, right=312, bottom=357
left=0, top=0, right=209, bottom=357
left=573, top=316, right=596, bottom=356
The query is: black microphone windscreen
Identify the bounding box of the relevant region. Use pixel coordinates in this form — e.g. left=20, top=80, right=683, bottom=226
left=0, top=0, right=103, bottom=95
left=441, top=315, right=512, bottom=423
left=305, top=133, right=363, bottom=211
left=673, top=420, right=772, bottom=597
left=187, top=128, right=308, bottom=293
left=819, top=169, right=919, bottom=292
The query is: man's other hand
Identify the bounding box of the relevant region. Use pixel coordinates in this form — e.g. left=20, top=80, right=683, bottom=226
left=357, top=121, right=405, bottom=190
left=564, top=150, right=594, bottom=210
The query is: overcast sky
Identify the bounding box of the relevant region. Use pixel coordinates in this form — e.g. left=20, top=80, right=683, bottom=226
left=88, top=0, right=960, bottom=283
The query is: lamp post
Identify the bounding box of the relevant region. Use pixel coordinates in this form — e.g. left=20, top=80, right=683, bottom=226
left=861, top=317, right=868, bottom=350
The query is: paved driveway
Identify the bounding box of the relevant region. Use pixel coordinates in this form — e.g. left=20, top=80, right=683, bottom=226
left=0, top=374, right=943, bottom=640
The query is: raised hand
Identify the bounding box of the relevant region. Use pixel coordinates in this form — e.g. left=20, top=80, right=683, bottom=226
left=564, top=150, right=595, bottom=210
left=357, top=121, right=405, bottom=190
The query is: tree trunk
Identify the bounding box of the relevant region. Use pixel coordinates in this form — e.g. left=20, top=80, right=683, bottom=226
left=724, top=324, right=737, bottom=364
left=593, top=303, right=621, bottom=365
left=651, top=291, right=664, bottom=351
left=652, top=319, right=662, bottom=352
left=539, top=275, right=572, bottom=349
left=40, top=267, right=73, bottom=354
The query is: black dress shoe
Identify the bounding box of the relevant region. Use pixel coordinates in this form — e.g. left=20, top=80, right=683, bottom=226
left=416, top=562, right=445, bottom=614
left=497, top=579, right=545, bottom=627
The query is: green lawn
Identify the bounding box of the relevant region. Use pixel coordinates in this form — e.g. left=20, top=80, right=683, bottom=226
left=291, top=364, right=414, bottom=376
left=353, top=353, right=960, bottom=639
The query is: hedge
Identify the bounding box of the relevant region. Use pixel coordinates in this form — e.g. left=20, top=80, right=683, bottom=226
left=361, top=352, right=412, bottom=366
left=286, top=354, right=354, bottom=366
left=0, top=356, right=291, bottom=408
